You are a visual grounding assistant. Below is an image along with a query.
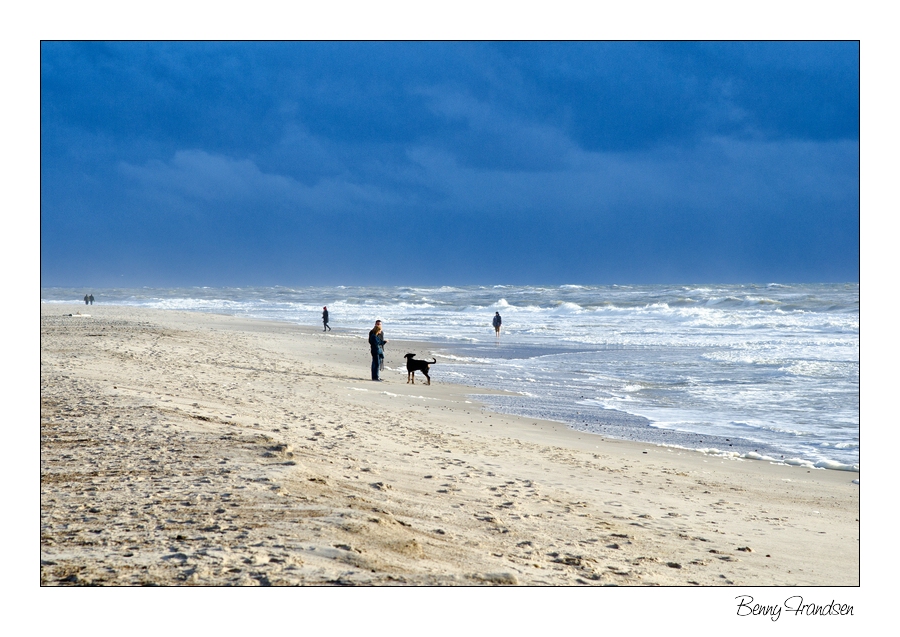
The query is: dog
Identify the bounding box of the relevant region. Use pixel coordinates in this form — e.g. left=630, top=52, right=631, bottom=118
left=404, top=353, right=436, bottom=385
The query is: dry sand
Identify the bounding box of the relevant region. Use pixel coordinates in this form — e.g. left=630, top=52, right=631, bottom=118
left=40, top=303, right=859, bottom=586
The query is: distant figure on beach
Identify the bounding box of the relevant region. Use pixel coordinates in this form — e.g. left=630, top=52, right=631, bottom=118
left=322, top=306, right=331, bottom=331
left=493, top=311, right=502, bottom=336
left=368, top=320, right=387, bottom=381
left=89, top=294, right=94, bottom=305
left=84, top=294, right=89, bottom=305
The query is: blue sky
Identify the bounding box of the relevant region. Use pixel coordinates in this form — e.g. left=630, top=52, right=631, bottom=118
left=40, top=41, right=859, bottom=286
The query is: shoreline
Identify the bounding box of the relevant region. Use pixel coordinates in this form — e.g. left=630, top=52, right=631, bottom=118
left=42, top=294, right=860, bottom=474
left=41, top=303, right=859, bottom=585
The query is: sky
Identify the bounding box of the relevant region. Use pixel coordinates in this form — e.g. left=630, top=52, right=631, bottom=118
left=40, top=41, right=860, bottom=287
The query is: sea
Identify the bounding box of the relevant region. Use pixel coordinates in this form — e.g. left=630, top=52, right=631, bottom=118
left=41, top=283, right=860, bottom=473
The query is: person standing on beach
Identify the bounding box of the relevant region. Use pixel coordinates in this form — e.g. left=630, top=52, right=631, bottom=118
left=368, top=320, right=387, bottom=381
left=322, top=306, right=331, bottom=331
left=89, top=294, right=94, bottom=305
left=377, top=322, right=387, bottom=374
left=493, top=311, right=502, bottom=336
left=84, top=294, right=89, bottom=305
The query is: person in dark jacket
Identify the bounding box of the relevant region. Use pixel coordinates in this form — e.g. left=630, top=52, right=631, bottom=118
left=89, top=294, right=94, bottom=305
left=322, top=306, right=331, bottom=331
left=368, top=320, right=387, bottom=381
left=84, top=294, right=89, bottom=305
left=493, top=311, right=502, bottom=336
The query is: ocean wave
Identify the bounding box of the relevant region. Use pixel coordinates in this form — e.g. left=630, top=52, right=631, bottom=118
left=744, top=297, right=781, bottom=305
left=551, top=301, right=584, bottom=313
left=780, top=457, right=859, bottom=472
left=704, top=296, right=743, bottom=306
left=822, top=441, right=860, bottom=450
left=661, top=445, right=776, bottom=463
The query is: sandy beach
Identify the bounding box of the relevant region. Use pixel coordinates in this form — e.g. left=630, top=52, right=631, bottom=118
left=40, top=303, right=859, bottom=586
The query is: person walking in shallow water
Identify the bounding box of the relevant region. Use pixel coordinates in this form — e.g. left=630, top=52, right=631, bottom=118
left=322, top=306, right=331, bottom=331
left=493, top=311, right=502, bottom=336
left=368, top=320, right=387, bottom=381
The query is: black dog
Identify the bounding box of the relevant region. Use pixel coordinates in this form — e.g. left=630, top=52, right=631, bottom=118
left=404, top=353, right=436, bottom=385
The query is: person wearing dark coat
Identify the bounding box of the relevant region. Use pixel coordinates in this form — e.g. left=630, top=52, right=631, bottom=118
left=493, top=311, right=502, bottom=336
left=322, top=306, right=331, bottom=331
left=368, top=320, right=387, bottom=381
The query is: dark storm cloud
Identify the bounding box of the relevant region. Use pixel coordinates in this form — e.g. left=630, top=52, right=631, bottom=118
left=40, top=41, right=859, bottom=286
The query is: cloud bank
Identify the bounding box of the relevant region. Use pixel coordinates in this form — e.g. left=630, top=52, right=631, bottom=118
left=41, top=41, right=859, bottom=286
